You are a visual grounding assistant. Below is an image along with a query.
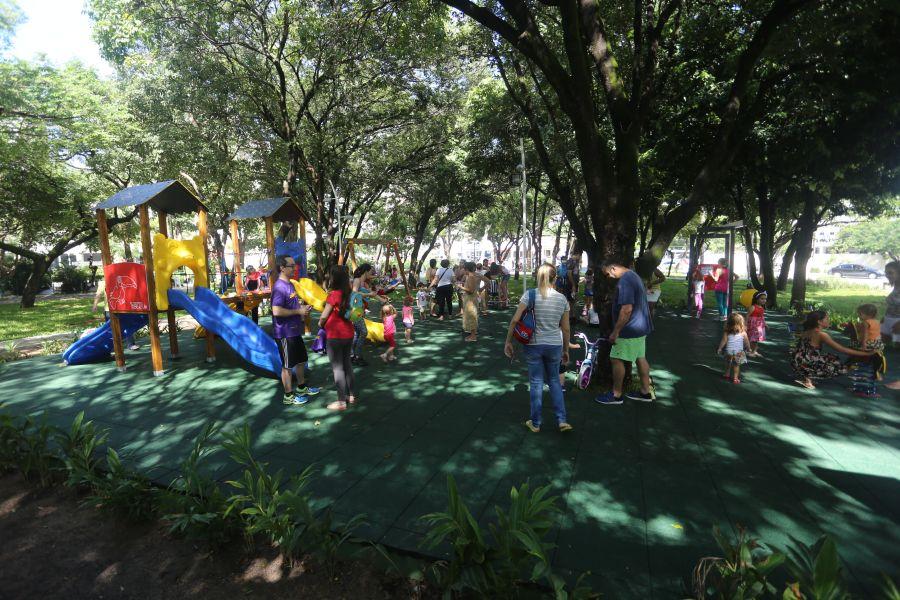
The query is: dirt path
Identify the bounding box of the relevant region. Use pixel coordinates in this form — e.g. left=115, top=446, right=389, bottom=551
left=0, top=473, right=428, bottom=600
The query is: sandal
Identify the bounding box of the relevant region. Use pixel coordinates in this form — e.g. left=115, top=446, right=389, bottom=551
left=327, top=400, right=348, bottom=411
left=558, top=423, right=573, bottom=433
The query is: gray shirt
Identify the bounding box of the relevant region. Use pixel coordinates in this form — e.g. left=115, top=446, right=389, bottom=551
left=521, top=287, right=569, bottom=346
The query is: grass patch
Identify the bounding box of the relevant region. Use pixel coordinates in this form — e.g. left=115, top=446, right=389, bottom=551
left=0, top=297, right=96, bottom=341
left=659, top=277, right=887, bottom=324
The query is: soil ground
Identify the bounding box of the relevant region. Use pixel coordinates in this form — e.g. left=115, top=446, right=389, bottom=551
left=0, top=472, right=429, bottom=600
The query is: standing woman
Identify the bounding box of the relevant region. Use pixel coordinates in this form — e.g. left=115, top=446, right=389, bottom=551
left=430, top=259, right=455, bottom=320
left=318, top=265, right=356, bottom=411
left=458, top=262, right=487, bottom=342
left=424, top=258, right=438, bottom=290
left=503, top=263, right=572, bottom=433
left=712, top=258, right=734, bottom=321
left=350, top=263, right=388, bottom=366
left=881, top=261, right=900, bottom=347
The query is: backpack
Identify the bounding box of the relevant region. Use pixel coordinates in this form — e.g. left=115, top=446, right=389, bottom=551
left=513, top=289, right=537, bottom=344
left=344, top=291, right=366, bottom=322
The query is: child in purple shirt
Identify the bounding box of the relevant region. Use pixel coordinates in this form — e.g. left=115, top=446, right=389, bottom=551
left=271, top=255, right=320, bottom=405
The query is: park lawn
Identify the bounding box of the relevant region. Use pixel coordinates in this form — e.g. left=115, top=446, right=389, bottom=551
left=0, top=297, right=96, bottom=342
left=659, top=277, right=887, bottom=323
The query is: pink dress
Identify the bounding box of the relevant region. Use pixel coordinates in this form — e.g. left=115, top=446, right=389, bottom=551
left=748, top=305, right=766, bottom=342
left=402, top=305, right=414, bottom=327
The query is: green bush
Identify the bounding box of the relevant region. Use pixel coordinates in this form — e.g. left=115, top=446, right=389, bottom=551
left=0, top=261, right=51, bottom=295
left=52, top=265, right=91, bottom=293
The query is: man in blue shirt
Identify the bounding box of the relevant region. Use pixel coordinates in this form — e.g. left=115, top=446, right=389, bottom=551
left=596, top=261, right=654, bottom=405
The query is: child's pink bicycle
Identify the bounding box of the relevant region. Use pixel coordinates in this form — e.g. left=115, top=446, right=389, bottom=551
left=574, top=332, right=608, bottom=390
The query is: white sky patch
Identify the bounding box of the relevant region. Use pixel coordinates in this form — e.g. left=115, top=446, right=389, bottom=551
left=7, top=0, right=113, bottom=77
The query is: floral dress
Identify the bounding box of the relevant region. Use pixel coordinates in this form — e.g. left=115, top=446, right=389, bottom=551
left=790, top=337, right=845, bottom=380
left=748, top=305, right=766, bottom=342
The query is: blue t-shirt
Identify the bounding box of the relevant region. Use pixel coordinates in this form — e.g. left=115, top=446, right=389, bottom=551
left=614, top=270, right=652, bottom=338
left=271, top=278, right=303, bottom=339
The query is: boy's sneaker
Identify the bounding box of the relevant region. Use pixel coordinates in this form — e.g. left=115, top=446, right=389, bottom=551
left=283, top=392, right=309, bottom=406
left=296, top=386, right=320, bottom=396
left=595, top=392, right=623, bottom=405
left=625, top=390, right=654, bottom=402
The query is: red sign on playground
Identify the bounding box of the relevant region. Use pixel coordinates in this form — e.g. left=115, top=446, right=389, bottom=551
left=104, top=263, right=149, bottom=313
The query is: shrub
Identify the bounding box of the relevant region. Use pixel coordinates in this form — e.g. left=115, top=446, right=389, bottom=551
left=160, top=422, right=238, bottom=546
left=83, top=447, right=158, bottom=520
left=692, top=526, right=785, bottom=599
left=0, top=261, right=51, bottom=295
left=52, top=265, right=91, bottom=293
left=56, top=411, right=109, bottom=489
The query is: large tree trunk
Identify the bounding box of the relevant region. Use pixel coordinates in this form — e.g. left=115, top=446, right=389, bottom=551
left=789, top=191, right=818, bottom=310
left=20, top=257, right=50, bottom=309
left=777, top=234, right=798, bottom=291
left=755, top=182, right=779, bottom=307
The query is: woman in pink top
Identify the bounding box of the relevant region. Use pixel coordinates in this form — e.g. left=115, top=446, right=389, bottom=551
left=713, top=258, right=734, bottom=321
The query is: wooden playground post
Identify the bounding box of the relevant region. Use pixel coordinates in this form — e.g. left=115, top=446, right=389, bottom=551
left=264, top=217, right=276, bottom=283
left=230, top=219, right=243, bottom=294
left=157, top=210, right=179, bottom=358
left=198, top=208, right=216, bottom=362
left=392, top=241, right=412, bottom=298
left=139, top=205, right=165, bottom=376
left=96, top=209, right=126, bottom=371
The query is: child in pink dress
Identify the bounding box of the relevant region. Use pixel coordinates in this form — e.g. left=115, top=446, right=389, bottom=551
left=380, top=304, right=397, bottom=362
left=402, top=296, right=415, bottom=343
left=747, top=291, right=767, bottom=357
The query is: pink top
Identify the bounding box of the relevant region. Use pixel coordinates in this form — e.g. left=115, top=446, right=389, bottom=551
left=714, top=267, right=730, bottom=292
left=402, top=305, right=414, bottom=326
left=383, top=313, right=396, bottom=335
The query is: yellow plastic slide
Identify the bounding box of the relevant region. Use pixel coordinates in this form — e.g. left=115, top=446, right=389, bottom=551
left=291, top=278, right=385, bottom=343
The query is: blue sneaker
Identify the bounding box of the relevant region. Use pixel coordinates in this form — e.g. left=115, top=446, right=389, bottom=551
left=595, top=392, right=623, bottom=405
left=296, top=386, right=320, bottom=396
left=283, top=392, right=309, bottom=406
left=625, top=390, right=653, bottom=402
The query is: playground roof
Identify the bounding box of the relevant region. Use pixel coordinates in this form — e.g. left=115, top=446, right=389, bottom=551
left=228, top=197, right=303, bottom=221
left=95, top=180, right=208, bottom=215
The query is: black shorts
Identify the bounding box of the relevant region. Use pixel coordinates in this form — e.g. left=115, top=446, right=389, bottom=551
left=276, top=336, right=308, bottom=369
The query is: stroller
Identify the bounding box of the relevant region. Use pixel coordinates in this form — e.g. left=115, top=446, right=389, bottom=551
left=487, top=278, right=502, bottom=309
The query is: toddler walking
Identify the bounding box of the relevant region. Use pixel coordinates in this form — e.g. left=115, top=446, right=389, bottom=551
left=380, top=303, right=398, bottom=362
left=416, top=286, right=429, bottom=320
left=692, top=268, right=705, bottom=317
left=402, top=296, right=415, bottom=343
left=747, top=291, right=767, bottom=356
left=717, top=313, right=750, bottom=384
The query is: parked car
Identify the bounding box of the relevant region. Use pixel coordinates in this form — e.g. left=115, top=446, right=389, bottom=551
left=828, top=263, right=884, bottom=279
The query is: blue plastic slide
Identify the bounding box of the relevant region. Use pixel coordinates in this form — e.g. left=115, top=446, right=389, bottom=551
left=167, top=287, right=282, bottom=376
left=63, top=313, right=149, bottom=365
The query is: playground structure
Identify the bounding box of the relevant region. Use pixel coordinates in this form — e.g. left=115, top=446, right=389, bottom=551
left=65, top=180, right=284, bottom=376
left=226, top=196, right=307, bottom=295
left=686, top=221, right=740, bottom=316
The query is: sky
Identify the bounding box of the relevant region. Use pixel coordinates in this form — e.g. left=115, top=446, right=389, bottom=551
left=7, top=0, right=113, bottom=77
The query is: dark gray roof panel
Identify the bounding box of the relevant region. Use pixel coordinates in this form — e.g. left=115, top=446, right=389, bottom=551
left=96, top=180, right=207, bottom=214
left=228, top=197, right=303, bottom=221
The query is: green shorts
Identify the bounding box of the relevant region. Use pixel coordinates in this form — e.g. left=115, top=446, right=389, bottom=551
left=609, top=336, right=646, bottom=363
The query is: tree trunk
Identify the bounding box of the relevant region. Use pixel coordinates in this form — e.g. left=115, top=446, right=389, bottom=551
left=777, top=234, right=798, bottom=291
left=551, top=217, right=563, bottom=262
left=754, top=181, right=780, bottom=306
left=20, top=257, right=50, bottom=309
left=790, top=192, right=818, bottom=310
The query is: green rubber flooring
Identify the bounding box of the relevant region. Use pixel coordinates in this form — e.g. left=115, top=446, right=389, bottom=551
left=1, top=307, right=897, bottom=597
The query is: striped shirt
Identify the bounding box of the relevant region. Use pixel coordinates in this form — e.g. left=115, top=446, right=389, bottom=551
left=521, top=288, right=569, bottom=346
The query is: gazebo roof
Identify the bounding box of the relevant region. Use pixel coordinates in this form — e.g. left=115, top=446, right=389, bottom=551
left=96, top=180, right=207, bottom=215
left=228, top=197, right=303, bottom=221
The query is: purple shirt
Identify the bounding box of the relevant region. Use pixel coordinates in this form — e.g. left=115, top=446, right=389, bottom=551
left=271, top=278, right=303, bottom=339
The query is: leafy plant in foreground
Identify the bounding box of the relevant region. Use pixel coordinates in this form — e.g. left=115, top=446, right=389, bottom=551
left=161, top=422, right=236, bottom=546
left=83, top=447, right=158, bottom=520
left=782, top=535, right=849, bottom=600
left=221, top=424, right=366, bottom=567
left=56, top=411, right=109, bottom=489
left=420, top=475, right=588, bottom=599
left=692, top=526, right=785, bottom=599
left=14, top=412, right=60, bottom=486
